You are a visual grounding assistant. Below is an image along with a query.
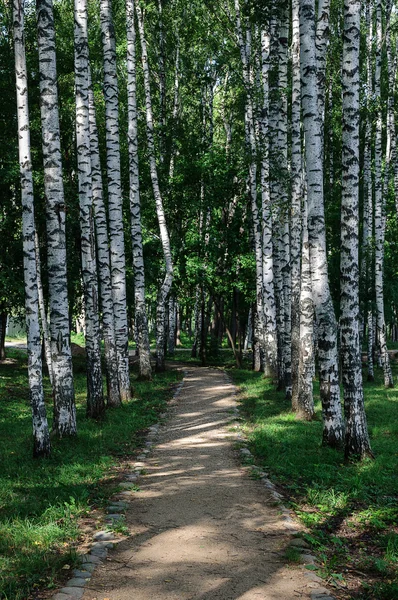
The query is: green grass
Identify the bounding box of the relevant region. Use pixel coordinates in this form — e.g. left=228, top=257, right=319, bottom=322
left=0, top=349, right=182, bottom=600
left=229, top=363, right=398, bottom=599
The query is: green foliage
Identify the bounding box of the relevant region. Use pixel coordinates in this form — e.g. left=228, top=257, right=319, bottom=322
left=0, top=349, right=182, bottom=600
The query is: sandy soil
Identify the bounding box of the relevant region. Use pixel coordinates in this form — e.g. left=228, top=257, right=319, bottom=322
left=81, top=367, right=318, bottom=600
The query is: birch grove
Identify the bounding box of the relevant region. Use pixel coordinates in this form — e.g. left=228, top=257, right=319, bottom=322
left=6, top=0, right=398, bottom=461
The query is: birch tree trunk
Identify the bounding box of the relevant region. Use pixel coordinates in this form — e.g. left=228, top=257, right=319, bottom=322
left=126, top=0, right=152, bottom=380
left=14, top=0, right=51, bottom=457
left=290, top=0, right=302, bottom=410
left=234, top=0, right=270, bottom=376
left=136, top=2, right=174, bottom=372
left=300, top=0, right=344, bottom=447
left=34, top=232, right=53, bottom=386
left=88, top=79, right=121, bottom=406
left=363, top=0, right=374, bottom=382
left=74, top=0, right=104, bottom=419
left=297, top=191, right=315, bottom=420
left=277, top=7, right=292, bottom=399
left=260, top=26, right=278, bottom=378
left=374, top=0, right=394, bottom=388
left=100, top=0, right=131, bottom=401
left=168, top=296, right=176, bottom=355
left=340, top=0, right=372, bottom=458
left=36, top=0, right=76, bottom=436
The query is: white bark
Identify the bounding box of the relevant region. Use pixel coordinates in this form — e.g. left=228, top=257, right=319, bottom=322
left=34, top=231, right=53, bottom=386
left=260, top=26, right=278, bottom=378
left=126, top=0, right=152, bottom=380
left=363, top=0, right=374, bottom=382
left=340, top=0, right=372, bottom=458
left=36, top=0, right=76, bottom=436
left=100, top=0, right=131, bottom=401
left=74, top=0, right=104, bottom=418
left=300, top=0, right=344, bottom=447
left=136, top=2, right=174, bottom=372
left=298, top=192, right=315, bottom=420
left=14, top=0, right=51, bottom=457
left=374, top=0, right=394, bottom=388
left=88, top=78, right=121, bottom=406
left=291, top=0, right=303, bottom=411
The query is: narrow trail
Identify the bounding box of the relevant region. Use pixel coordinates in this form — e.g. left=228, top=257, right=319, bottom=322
left=81, top=367, right=320, bottom=600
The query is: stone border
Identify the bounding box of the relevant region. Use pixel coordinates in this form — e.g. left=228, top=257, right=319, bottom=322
left=224, top=371, right=336, bottom=600
left=51, top=370, right=187, bottom=600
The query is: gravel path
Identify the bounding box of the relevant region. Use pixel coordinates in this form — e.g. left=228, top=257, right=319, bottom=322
left=81, top=367, right=325, bottom=600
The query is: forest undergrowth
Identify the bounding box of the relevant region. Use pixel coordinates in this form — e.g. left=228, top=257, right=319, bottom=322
left=230, top=361, right=398, bottom=600
left=0, top=348, right=182, bottom=600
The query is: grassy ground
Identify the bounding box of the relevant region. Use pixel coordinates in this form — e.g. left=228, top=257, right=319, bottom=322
left=0, top=348, right=182, bottom=600
left=229, top=363, right=398, bottom=600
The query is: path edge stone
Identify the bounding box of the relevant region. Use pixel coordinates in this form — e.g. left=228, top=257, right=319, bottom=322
left=50, top=367, right=188, bottom=600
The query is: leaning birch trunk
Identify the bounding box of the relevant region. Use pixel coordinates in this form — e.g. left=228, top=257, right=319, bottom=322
left=74, top=0, right=104, bottom=419
left=88, top=79, right=121, bottom=406
left=34, top=232, right=53, bottom=386
left=126, top=0, right=152, bottom=380
left=36, top=0, right=76, bottom=436
left=136, top=3, right=173, bottom=372
left=14, top=0, right=51, bottom=457
left=297, top=191, right=315, bottom=420
left=99, top=0, right=131, bottom=401
left=290, top=0, right=302, bottom=410
left=340, top=0, right=372, bottom=458
left=300, top=0, right=344, bottom=447
left=260, top=26, right=278, bottom=378
left=374, top=0, right=394, bottom=388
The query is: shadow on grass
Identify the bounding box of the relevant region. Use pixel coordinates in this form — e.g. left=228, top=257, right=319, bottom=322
left=229, top=364, right=398, bottom=599
left=0, top=349, right=183, bottom=599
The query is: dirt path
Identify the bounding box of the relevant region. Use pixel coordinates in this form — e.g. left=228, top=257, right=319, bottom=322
left=81, top=367, right=322, bottom=600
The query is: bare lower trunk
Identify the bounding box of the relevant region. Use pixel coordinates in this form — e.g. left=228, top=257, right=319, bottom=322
left=34, top=232, right=53, bottom=385
left=297, top=193, right=315, bottom=420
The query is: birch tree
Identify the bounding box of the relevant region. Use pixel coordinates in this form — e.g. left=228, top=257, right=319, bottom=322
left=300, top=0, right=344, bottom=447
left=362, top=0, right=374, bottom=382
left=14, top=0, right=51, bottom=457
left=340, top=0, right=372, bottom=458
left=88, top=80, right=121, bottom=406
left=74, top=0, right=104, bottom=418
left=374, top=0, right=394, bottom=388
left=36, top=0, right=76, bottom=436
left=100, top=0, right=131, bottom=401
left=136, top=2, right=174, bottom=372
left=259, top=26, right=278, bottom=378
left=290, top=0, right=302, bottom=410
left=297, top=192, right=315, bottom=421
left=126, top=0, right=152, bottom=379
